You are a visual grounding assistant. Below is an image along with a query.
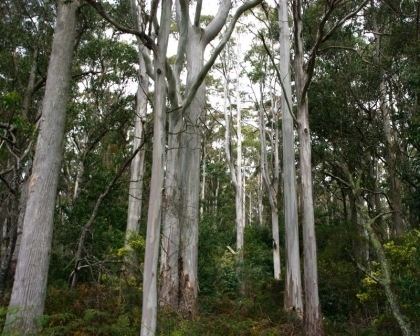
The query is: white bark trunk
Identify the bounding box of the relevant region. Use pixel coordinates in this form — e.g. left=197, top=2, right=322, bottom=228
left=258, top=98, right=281, bottom=280
left=4, top=1, right=79, bottom=333
left=294, top=2, right=323, bottom=333
left=200, top=146, right=206, bottom=216
left=258, top=173, right=264, bottom=226
left=125, top=0, right=149, bottom=248
left=235, top=46, right=245, bottom=256
left=278, top=0, right=303, bottom=314
left=178, top=26, right=205, bottom=316
left=140, top=0, right=172, bottom=334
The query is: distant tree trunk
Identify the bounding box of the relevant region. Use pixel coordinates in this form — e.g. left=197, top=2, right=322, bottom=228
left=373, top=17, right=404, bottom=237
left=380, top=79, right=404, bottom=236
left=124, top=0, right=148, bottom=265
left=293, top=0, right=323, bottom=333
left=200, top=146, right=206, bottom=216
left=278, top=0, right=303, bottom=314
left=3, top=1, right=79, bottom=333
left=258, top=173, right=264, bottom=226
left=140, top=0, right=172, bottom=334
left=258, top=95, right=281, bottom=280
left=232, top=40, right=245, bottom=259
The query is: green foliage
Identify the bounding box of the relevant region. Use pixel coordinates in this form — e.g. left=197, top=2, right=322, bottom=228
left=356, top=230, right=420, bottom=333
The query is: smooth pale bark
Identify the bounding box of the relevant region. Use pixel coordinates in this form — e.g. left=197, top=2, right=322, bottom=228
left=3, top=1, right=79, bottom=333
left=235, top=48, right=245, bottom=258
left=278, top=0, right=303, bottom=313
left=178, top=25, right=205, bottom=316
left=296, top=97, right=323, bottom=336
left=160, top=0, right=234, bottom=315
left=124, top=0, right=148, bottom=253
left=160, top=0, right=261, bottom=315
left=258, top=173, right=264, bottom=226
left=200, top=146, right=206, bottom=215
left=248, top=192, right=252, bottom=225
left=223, top=47, right=245, bottom=259
left=159, top=0, right=185, bottom=310
left=140, top=0, right=171, bottom=334
left=72, top=160, right=84, bottom=201
left=294, top=2, right=323, bottom=333
left=258, top=98, right=281, bottom=280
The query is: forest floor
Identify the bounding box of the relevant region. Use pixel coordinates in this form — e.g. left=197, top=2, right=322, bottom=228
left=0, top=281, right=380, bottom=336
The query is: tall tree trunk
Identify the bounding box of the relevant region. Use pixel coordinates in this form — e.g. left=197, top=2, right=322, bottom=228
left=258, top=173, right=264, bottom=226
left=124, top=0, right=148, bottom=260
left=235, top=42, right=245, bottom=260
left=294, top=1, right=323, bottom=333
left=373, top=15, right=404, bottom=237
left=278, top=0, right=303, bottom=313
left=159, top=109, right=182, bottom=309
left=200, top=145, right=206, bottom=216
left=258, top=97, right=281, bottom=281
left=140, top=1, right=172, bottom=335
left=3, top=1, right=79, bottom=333
left=178, top=26, right=205, bottom=317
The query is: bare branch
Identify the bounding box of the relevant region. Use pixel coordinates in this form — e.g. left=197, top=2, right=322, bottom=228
left=194, top=0, right=203, bottom=27
left=203, top=0, right=232, bottom=45
left=182, top=0, right=263, bottom=114
left=85, top=0, right=155, bottom=51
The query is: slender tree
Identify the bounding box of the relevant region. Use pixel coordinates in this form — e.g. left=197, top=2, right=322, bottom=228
left=277, top=0, right=303, bottom=314
left=124, top=0, right=149, bottom=263
left=140, top=0, right=172, bottom=335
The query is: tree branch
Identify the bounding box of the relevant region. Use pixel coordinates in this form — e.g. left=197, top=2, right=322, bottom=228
left=203, top=0, right=233, bottom=45
left=182, top=0, right=263, bottom=114
left=85, top=0, right=156, bottom=51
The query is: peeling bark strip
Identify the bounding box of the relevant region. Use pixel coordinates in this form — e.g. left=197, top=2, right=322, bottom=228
left=3, top=1, right=80, bottom=334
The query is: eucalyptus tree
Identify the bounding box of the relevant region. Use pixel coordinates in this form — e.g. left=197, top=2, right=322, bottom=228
left=0, top=0, right=53, bottom=295
left=159, top=0, right=263, bottom=315
left=139, top=0, right=171, bottom=334
left=291, top=0, right=369, bottom=332
left=222, top=41, right=245, bottom=264
left=258, top=94, right=281, bottom=280
left=277, top=0, right=303, bottom=314
left=124, top=0, right=149, bottom=267
left=3, top=0, right=81, bottom=333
